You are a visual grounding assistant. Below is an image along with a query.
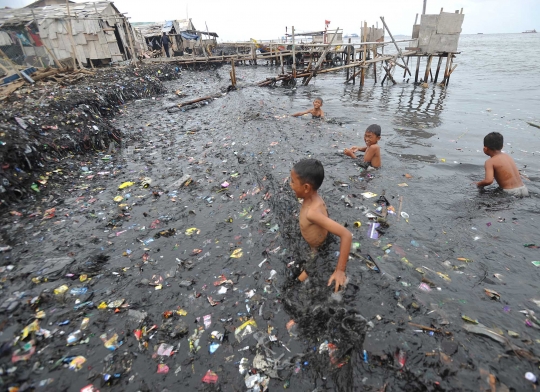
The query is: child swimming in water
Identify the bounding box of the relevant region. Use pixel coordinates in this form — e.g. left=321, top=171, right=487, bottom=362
left=475, top=132, right=528, bottom=197
left=292, top=97, right=324, bottom=119
left=344, top=124, right=382, bottom=169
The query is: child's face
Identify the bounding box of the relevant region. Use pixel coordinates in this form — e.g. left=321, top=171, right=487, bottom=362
left=290, top=170, right=308, bottom=198
left=364, top=131, right=380, bottom=147
left=313, top=99, right=322, bottom=109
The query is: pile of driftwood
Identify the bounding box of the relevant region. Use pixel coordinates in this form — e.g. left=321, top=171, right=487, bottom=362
left=0, top=67, right=94, bottom=100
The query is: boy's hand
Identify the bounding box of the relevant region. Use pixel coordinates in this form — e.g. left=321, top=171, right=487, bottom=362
left=328, top=270, right=347, bottom=293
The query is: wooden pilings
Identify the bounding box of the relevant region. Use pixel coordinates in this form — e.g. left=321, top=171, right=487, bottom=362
left=433, top=55, right=443, bottom=83
left=423, top=55, right=433, bottom=83
left=414, top=57, right=420, bottom=83
left=360, top=21, right=368, bottom=86
left=230, top=59, right=237, bottom=87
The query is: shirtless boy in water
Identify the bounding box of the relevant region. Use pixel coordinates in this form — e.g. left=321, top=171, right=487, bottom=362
left=292, top=97, right=324, bottom=119
left=343, top=124, right=382, bottom=168
left=289, top=159, right=353, bottom=292
left=475, top=132, right=529, bottom=197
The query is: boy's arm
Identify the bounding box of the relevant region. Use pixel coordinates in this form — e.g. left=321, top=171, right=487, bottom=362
left=292, top=109, right=312, bottom=117
left=476, top=160, right=494, bottom=187
left=363, top=144, right=380, bottom=162
left=306, top=209, right=353, bottom=292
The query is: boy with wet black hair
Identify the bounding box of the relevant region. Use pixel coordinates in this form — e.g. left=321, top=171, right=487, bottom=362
left=344, top=124, right=382, bottom=168
left=292, top=97, right=324, bottom=119
left=289, top=159, right=353, bottom=292
left=476, top=132, right=528, bottom=196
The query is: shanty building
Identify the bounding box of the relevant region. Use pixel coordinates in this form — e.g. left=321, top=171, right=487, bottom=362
left=0, top=1, right=135, bottom=68
left=134, top=18, right=218, bottom=57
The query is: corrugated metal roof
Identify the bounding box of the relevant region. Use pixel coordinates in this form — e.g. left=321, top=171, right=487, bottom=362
left=0, top=1, right=117, bottom=27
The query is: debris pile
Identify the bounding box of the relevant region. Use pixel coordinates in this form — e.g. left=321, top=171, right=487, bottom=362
left=0, top=64, right=181, bottom=204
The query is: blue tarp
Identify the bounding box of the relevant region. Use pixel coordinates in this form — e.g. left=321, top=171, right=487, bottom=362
left=162, top=21, right=173, bottom=34
left=180, top=32, right=199, bottom=40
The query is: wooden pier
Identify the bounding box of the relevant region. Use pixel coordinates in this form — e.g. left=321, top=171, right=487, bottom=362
left=143, top=10, right=464, bottom=89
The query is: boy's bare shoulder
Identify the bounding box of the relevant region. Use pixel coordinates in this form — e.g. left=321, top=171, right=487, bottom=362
left=305, top=196, right=327, bottom=217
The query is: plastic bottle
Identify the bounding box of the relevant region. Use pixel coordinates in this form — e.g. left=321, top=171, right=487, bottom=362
left=80, top=317, right=90, bottom=330
left=67, top=330, right=82, bottom=345
left=70, top=287, right=88, bottom=296
left=525, top=372, right=538, bottom=384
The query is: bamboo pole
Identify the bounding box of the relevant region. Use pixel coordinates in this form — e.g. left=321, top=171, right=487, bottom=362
left=423, top=55, right=433, bottom=83
left=122, top=18, right=138, bottom=63
left=403, top=55, right=410, bottom=78
left=414, top=56, right=420, bottom=83
left=231, top=59, right=236, bottom=86
left=433, top=55, right=443, bottom=82
left=373, top=43, right=377, bottom=83
left=440, top=53, right=452, bottom=86
left=303, top=27, right=339, bottom=86
left=291, top=26, right=296, bottom=78
left=41, top=41, right=62, bottom=68
left=65, top=0, right=82, bottom=69
left=360, top=21, right=367, bottom=86
left=345, top=38, right=351, bottom=80
left=444, top=55, right=456, bottom=86
left=380, top=17, right=411, bottom=76
left=177, top=95, right=215, bottom=108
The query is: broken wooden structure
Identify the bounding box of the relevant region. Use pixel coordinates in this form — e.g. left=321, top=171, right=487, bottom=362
left=133, top=18, right=218, bottom=59
left=255, top=10, right=464, bottom=88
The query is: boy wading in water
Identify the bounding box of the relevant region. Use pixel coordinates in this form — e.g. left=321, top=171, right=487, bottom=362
left=344, top=124, right=382, bottom=169
left=292, top=98, right=324, bottom=119
left=289, top=159, right=353, bottom=292
left=476, top=132, right=529, bottom=197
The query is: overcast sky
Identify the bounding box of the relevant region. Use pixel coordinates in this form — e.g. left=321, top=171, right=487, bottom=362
left=3, top=0, right=539, bottom=40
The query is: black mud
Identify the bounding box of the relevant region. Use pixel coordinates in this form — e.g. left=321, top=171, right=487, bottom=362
left=1, top=62, right=540, bottom=392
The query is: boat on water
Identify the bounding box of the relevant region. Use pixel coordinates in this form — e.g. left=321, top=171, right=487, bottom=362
left=522, top=29, right=537, bottom=33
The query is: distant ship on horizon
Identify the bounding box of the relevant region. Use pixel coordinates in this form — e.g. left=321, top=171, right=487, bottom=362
left=522, top=29, right=537, bottom=33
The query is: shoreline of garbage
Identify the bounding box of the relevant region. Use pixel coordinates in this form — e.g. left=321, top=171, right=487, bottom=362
left=0, top=64, right=185, bottom=206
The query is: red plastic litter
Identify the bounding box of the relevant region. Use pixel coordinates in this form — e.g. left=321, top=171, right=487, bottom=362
left=157, top=364, right=169, bottom=374
left=202, top=369, right=218, bottom=384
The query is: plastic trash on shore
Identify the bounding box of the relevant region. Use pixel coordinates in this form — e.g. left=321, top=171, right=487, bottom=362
left=235, top=319, right=257, bottom=342
left=202, top=369, right=218, bottom=384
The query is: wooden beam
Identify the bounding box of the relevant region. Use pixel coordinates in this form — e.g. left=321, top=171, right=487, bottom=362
left=372, top=43, right=377, bottom=83
left=361, top=21, right=367, bottom=86
left=414, top=56, right=420, bottom=83
left=433, top=55, right=443, bottom=83
left=65, top=0, right=82, bottom=69
left=440, top=54, right=452, bottom=86
left=346, top=38, right=351, bottom=81
left=291, top=26, right=296, bottom=78
left=302, top=28, right=340, bottom=86
left=423, top=55, right=433, bottom=82
left=380, top=17, right=411, bottom=76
